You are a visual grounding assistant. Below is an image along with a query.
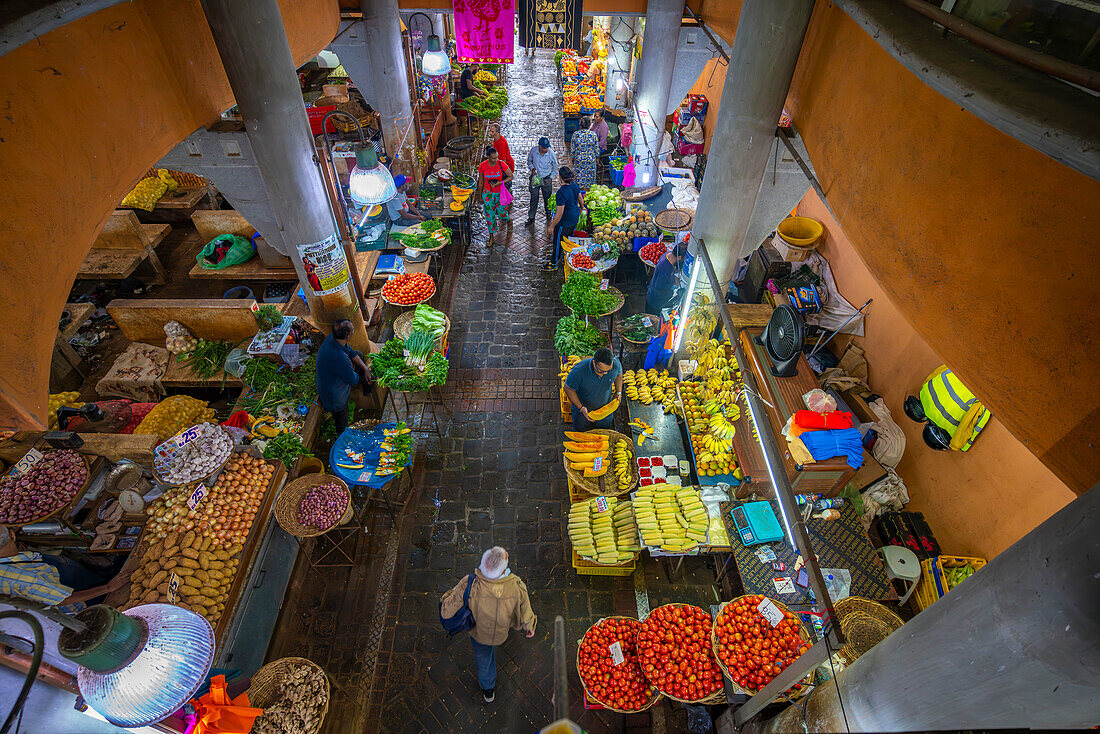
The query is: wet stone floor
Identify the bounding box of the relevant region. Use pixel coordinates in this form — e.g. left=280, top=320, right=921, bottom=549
left=269, top=49, right=726, bottom=734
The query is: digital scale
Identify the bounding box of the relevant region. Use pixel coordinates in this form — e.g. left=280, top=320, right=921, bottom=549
left=730, top=501, right=785, bottom=546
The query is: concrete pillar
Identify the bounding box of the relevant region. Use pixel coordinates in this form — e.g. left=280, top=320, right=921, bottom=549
left=199, top=0, right=368, bottom=350
left=689, top=0, right=814, bottom=292
left=756, top=484, right=1100, bottom=732
left=631, top=0, right=685, bottom=188
left=605, top=17, right=635, bottom=111
left=361, top=0, right=414, bottom=155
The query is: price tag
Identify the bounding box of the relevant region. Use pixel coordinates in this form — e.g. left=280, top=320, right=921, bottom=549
left=592, top=456, right=604, bottom=472
left=642, top=316, right=652, bottom=327
left=250, top=302, right=260, bottom=312
left=600, top=279, right=609, bottom=291
left=186, top=484, right=207, bottom=510
left=601, top=242, right=610, bottom=253
left=758, top=598, right=784, bottom=627
left=403, top=349, right=411, bottom=357
left=358, top=470, right=374, bottom=483
left=609, top=641, right=625, bottom=666
left=166, top=572, right=181, bottom=603
left=772, top=576, right=796, bottom=595
left=10, top=448, right=44, bottom=477
left=594, top=496, right=609, bottom=513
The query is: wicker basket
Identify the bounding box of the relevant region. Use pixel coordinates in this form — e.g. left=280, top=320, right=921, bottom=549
left=393, top=310, right=451, bottom=350
left=833, top=596, right=904, bottom=664
left=1, top=452, right=95, bottom=528
left=247, top=656, right=330, bottom=734
left=710, top=596, right=813, bottom=698
left=151, top=425, right=233, bottom=488
left=563, top=429, right=638, bottom=497
left=654, top=207, right=694, bottom=233
left=576, top=617, right=662, bottom=713
left=638, top=604, right=727, bottom=705
left=274, top=474, right=352, bottom=538
left=615, top=314, right=660, bottom=345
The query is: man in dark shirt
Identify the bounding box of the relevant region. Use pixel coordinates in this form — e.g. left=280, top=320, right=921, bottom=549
left=459, top=67, right=487, bottom=101
left=544, top=166, right=581, bottom=271
left=315, top=319, right=370, bottom=435
left=646, top=242, right=687, bottom=316
left=563, top=348, right=623, bottom=430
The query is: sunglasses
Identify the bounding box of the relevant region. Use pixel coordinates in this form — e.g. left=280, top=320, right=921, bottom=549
left=593, top=363, right=612, bottom=376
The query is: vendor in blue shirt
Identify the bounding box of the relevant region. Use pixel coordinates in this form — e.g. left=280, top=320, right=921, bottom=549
left=563, top=347, right=623, bottom=430
left=385, top=175, right=426, bottom=227
left=544, top=166, right=582, bottom=271
left=646, top=242, right=687, bottom=317
left=316, top=319, right=371, bottom=435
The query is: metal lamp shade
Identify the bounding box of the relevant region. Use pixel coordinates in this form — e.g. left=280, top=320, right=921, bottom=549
left=422, top=35, right=451, bottom=77
left=349, top=146, right=397, bottom=205
left=76, top=604, right=214, bottom=728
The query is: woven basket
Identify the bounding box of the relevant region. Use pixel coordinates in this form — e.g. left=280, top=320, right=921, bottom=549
left=710, top=596, right=813, bottom=698
left=654, top=207, right=694, bottom=232
left=247, top=656, right=330, bottom=734
left=615, top=314, right=660, bottom=345
left=274, top=474, right=352, bottom=538
left=563, top=429, right=638, bottom=497
left=576, top=616, right=662, bottom=713
left=637, top=604, right=726, bottom=704
left=1, top=452, right=94, bottom=528
left=151, top=426, right=233, bottom=488
left=393, top=310, right=451, bottom=350
left=834, top=596, right=904, bottom=664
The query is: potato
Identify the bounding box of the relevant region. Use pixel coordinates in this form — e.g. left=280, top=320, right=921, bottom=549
left=212, top=550, right=230, bottom=561
left=163, top=557, right=179, bottom=570
left=181, top=547, right=200, bottom=559
left=174, top=566, right=195, bottom=577
left=179, top=584, right=201, bottom=596
left=199, top=585, right=220, bottom=597
left=226, top=543, right=243, bottom=555
left=178, top=558, right=200, bottom=569
left=192, top=569, right=210, bottom=585
left=156, top=583, right=170, bottom=595
left=148, top=569, right=168, bottom=588
left=199, top=537, right=212, bottom=552
left=165, top=532, right=180, bottom=549
left=142, top=589, right=159, bottom=603
left=181, top=530, right=196, bottom=548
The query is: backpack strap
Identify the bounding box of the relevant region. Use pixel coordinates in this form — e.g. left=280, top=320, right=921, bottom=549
left=462, top=572, right=475, bottom=605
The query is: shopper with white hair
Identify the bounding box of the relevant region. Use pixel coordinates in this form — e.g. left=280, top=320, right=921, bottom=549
left=440, top=546, right=537, bottom=703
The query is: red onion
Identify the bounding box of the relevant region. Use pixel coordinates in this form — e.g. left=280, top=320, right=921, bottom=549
left=296, top=483, right=349, bottom=530
left=0, top=450, right=87, bottom=524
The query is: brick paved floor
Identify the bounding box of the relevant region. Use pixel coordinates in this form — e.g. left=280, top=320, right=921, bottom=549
left=270, top=48, right=728, bottom=734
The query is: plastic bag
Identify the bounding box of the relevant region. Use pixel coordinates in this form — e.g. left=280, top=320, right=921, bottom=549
left=803, top=388, right=837, bottom=413
left=197, top=234, right=255, bottom=270
left=164, top=320, right=198, bottom=355
left=120, top=176, right=167, bottom=211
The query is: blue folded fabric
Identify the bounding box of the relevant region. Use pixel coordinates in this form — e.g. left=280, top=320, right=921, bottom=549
left=799, top=427, right=864, bottom=469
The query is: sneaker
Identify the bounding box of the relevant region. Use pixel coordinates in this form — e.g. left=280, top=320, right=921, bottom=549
left=524, top=219, right=535, bottom=227
left=482, top=689, right=495, bottom=703
left=542, top=261, right=558, bottom=272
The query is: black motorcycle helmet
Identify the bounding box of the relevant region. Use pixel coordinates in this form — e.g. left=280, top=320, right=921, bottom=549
left=923, top=423, right=952, bottom=451
left=903, top=395, right=926, bottom=423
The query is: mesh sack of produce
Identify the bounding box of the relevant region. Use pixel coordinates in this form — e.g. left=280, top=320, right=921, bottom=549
left=133, top=395, right=210, bottom=442
left=119, top=403, right=157, bottom=434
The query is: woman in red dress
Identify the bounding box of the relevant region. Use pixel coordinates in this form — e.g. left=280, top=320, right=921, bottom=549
left=477, top=146, right=513, bottom=247
left=488, top=123, right=514, bottom=220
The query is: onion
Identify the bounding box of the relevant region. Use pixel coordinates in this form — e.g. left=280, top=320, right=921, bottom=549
left=0, top=450, right=86, bottom=523
left=296, top=483, right=349, bottom=530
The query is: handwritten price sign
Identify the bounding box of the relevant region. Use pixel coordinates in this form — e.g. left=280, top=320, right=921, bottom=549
left=186, top=485, right=207, bottom=510
left=10, top=448, right=43, bottom=477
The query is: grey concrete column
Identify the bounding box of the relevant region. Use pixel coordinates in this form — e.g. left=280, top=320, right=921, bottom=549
left=200, top=0, right=368, bottom=349
left=631, top=0, right=684, bottom=187
left=690, top=0, right=814, bottom=292
left=362, top=0, right=414, bottom=154
left=605, top=17, right=635, bottom=111
left=756, top=484, right=1100, bottom=732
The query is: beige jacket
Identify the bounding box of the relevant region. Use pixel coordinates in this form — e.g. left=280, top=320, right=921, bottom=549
left=441, top=570, right=537, bottom=646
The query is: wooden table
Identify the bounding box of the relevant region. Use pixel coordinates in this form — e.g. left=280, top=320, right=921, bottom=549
left=53, top=302, right=95, bottom=385
left=189, top=257, right=300, bottom=282
left=160, top=358, right=241, bottom=389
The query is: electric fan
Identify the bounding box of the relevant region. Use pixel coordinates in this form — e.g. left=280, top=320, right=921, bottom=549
left=754, top=305, right=805, bottom=377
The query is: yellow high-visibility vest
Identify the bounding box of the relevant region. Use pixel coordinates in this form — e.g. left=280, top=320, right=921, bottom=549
left=919, top=366, right=990, bottom=451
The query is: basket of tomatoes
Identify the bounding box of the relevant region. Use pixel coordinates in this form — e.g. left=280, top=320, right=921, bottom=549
left=576, top=617, right=661, bottom=713
left=711, top=594, right=813, bottom=697
left=381, top=272, right=435, bottom=306
left=636, top=604, right=726, bottom=704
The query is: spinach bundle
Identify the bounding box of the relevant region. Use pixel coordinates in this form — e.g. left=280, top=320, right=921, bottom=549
left=369, top=338, right=449, bottom=392
left=554, top=315, right=606, bottom=357
left=560, top=272, right=619, bottom=315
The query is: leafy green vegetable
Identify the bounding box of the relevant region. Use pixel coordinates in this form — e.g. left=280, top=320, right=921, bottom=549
left=369, top=338, right=449, bottom=392
left=412, top=304, right=447, bottom=338
left=560, top=272, right=620, bottom=315
left=254, top=304, right=283, bottom=332
left=177, top=339, right=233, bottom=381
left=239, top=354, right=318, bottom=415
left=620, top=313, right=659, bottom=341
left=404, top=328, right=436, bottom=369
left=554, top=315, right=607, bottom=357
left=262, top=432, right=313, bottom=468
left=390, top=220, right=451, bottom=249
left=458, top=84, right=508, bottom=119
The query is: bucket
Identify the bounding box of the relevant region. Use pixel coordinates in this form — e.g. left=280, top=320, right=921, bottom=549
left=296, top=456, right=325, bottom=476
left=223, top=286, right=255, bottom=301
left=777, top=217, right=824, bottom=247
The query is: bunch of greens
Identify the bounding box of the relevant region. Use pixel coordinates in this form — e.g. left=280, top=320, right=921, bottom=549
left=390, top=219, right=451, bottom=249
left=620, top=313, right=659, bottom=342
left=610, top=157, right=626, bottom=171
left=369, top=338, right=449, bottom=392
left=254, top=304, right=283, bottom=332
left=584, top=185, right=622, bottom=227
left=560, top=272, right=619, bottom=315
left=554, top=315, right=606, bottom=357
left=404, top=328, right=436, bottom=370
left=458, top=84, right=508, bottom=119
left=262, top=431, right=313, bottom=468
left=176, top=339, right=233, bottom=381
left=411, top=304, right=447, bottom=338
left=594, top=240, right=622, bottom=260
left=554, top=50, right=567, bottom=70
left=240, top=354, right=318, bottom=415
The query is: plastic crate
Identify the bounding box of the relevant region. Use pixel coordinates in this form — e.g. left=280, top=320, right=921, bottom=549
left=567, top=478, right=587, bottom=502
left=683, top=93, right=708, bottom=115
left=609, top=155, right=626, bottom=187
left=632, top=236, right=658, bottom=253
left=572, top=549, right=635, bottom=576
left=914, top=555, right=987, bottom=611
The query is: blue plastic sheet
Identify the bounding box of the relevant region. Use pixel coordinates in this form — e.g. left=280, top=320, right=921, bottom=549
left=329, top=422, right=412, bottom=488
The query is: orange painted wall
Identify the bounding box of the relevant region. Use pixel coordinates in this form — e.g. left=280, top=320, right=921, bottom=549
left=797, top=189, right=1076, bottom=559
left=0, top=0, right=338, bottom=429
left=686, top=57, right=727, bottom=153
left=783, top=4, right=1100, bottom=494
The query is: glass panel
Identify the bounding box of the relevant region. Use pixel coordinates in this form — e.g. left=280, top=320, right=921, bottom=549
left=950, top=0, right=1100, bottom=71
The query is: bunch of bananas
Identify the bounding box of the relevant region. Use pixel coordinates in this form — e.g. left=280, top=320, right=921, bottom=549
left=559, top=355, right=582, bottom=382
left=612, top=439, right=634, bottom=491
left=623, top=369, right=678, bottom=405
left=685, top=293, right=716, bottom=358
left=633, top=484, right=709, bottom=551
left=697, top=339, right=739, bottom=375
left=708, top=412, right=737, bottom=439
left=568, top=496, right=641, bottom=564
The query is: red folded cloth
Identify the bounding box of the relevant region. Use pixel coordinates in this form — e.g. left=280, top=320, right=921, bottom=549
left=794, top=410, right=853, bottom=430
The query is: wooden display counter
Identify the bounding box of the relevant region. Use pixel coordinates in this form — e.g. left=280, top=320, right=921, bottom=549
left=0, top=432, right=159, bottom=467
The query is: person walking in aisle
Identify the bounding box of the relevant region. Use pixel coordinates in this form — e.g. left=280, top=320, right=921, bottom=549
left=488, top=123, right=514, bottom=219
left=477, top=145, right=513, bottom=247
left=441, top=547, right=537, bottom=703
left=571, top=116, right=600, bottom=191
left=525, top=137, right=558, bottom=226
left=591, top=109, right=610, bottom=155
left=544, top=166, right=582, bottom=271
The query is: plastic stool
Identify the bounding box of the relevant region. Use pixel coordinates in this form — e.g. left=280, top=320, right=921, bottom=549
left=877, top=545, right=921, bottom=605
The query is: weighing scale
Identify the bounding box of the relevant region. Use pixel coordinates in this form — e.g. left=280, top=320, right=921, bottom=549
left=730, top=501, right=785, bottom=546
